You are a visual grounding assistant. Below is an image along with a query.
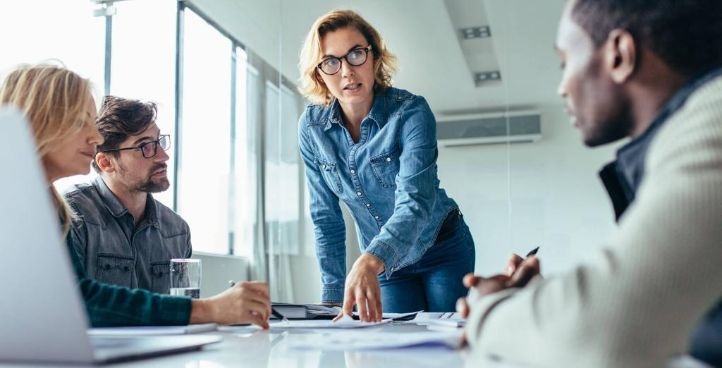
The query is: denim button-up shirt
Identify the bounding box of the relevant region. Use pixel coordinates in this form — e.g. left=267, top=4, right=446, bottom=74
left=298, top=87, right=458, bottom=302
left=65, top=176, right=192, bottom=293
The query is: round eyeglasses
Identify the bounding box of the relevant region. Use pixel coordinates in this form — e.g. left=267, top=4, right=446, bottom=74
left=99, top=134, right=171, bottom=159
left=317, top=45, right=373, bottom=75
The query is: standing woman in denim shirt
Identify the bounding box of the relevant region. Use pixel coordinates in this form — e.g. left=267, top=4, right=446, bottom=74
left=298, top=10, right=475, bottom=321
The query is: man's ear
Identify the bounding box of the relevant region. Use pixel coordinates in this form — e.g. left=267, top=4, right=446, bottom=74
left=604, top=29, right=637, bottom=84
left=94, top=152, right=115, bottom=173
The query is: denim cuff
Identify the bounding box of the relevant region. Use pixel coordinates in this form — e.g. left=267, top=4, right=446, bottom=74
left=322, top=287, right=345, bottom=304
left=366, top=240, right=401, bottom=280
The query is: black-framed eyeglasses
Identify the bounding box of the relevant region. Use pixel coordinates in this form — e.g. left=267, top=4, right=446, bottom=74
left=99, top=134, right=171, bottom=159
left=317, top=45, right=373, bottom=75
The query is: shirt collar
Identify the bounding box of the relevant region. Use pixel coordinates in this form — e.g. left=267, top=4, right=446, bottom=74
left=94, top=176, right=159, bottom=227
left=322, top=88, right=391, bottom=131
left=616, top=66, right=722, bottom=166
left=601, top=66, right=722, bottom=212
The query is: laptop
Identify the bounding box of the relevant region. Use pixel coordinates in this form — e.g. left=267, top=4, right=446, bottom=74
left=0, top=107, right=221, bottom=364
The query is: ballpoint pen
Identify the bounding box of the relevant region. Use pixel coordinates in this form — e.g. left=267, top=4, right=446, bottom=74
left=228, top=280, right=289, bottom=323
left=525, top=246, right=540, bottom=258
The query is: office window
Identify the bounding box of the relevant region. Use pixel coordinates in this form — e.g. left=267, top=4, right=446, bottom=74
left=232, top=49, right=255, bottom=257
left=177, top=9, right=233, bottom=254
left=0, top=2, right=104, bottom=87
left=264, top=82, right=301, bottom=255
left=0, top=1, right=104, bottom=192
left=109, top=0, right=177, bottom=207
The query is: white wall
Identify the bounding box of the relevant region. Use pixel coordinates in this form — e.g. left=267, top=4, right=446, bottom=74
left=437, top=105, right=622, bottom=276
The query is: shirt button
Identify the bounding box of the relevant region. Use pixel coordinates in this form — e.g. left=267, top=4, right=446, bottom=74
left=350, top=170, right=355, bottom=174
left=366, top=203, right=371, bottom=207
left=357, top=192, right=362, bottom=196
left=386, top=157, right=391, bottom=162
left=375, top=216, right=380, bottom=220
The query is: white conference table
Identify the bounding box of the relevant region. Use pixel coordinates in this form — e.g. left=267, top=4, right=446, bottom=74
left=0, top=323, right=710, bottom=368
left=116, top=323, right=469, bottom=368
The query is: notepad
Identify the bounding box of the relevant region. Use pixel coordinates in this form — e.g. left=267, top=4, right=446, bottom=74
left=88, top=323, right=218, bottom=336
left=271, top=303, right=340, bottom=320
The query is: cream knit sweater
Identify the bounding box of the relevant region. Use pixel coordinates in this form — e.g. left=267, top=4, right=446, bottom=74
left=466, top=75, right=722, bottom=368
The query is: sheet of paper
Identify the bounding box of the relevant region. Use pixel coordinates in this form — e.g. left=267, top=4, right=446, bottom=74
left=287, top=329, right=463, bottom=350
left=412, top=312, right=465, bottom=327
left=88, top=323, right=218, bottom=336
left=270, top=314, right=391, bottom=329
left=413, top=312, right=461, bottom=321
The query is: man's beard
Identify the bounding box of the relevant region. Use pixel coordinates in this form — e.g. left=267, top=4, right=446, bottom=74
left=136, top=164, right=170, bottom=193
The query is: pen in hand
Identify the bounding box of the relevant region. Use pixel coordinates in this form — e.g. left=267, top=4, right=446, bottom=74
left=525, top=246, right=540, bottom=258
left=466, top=246, right=540, bottom=301
left=228, top=280, right=289, bottom=324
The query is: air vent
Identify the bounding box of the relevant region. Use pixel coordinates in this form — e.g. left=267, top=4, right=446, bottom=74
left=437, top=110, right=541, bottom=147
left=444, top=0, right=502, bottom=87
left=474, top=71, right=502, bottom=86
left=460, top=26, right=491, bottom=39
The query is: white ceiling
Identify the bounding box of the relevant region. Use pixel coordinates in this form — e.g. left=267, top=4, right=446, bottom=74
left=191, top=0, right=567, bottom=114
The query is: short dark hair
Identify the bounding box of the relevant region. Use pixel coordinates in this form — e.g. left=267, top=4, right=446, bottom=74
left=92, top=95, right=158, bottom=171
left=571, top=0, right=722, bottom=77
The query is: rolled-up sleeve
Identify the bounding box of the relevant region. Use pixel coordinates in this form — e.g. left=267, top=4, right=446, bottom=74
left=298, top=111, right=347, bottom=303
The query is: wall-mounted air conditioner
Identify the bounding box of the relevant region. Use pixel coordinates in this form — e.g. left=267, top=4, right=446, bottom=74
left=436, top=110, right=541, bottom=147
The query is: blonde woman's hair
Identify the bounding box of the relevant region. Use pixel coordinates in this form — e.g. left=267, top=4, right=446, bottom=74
left=298, top=10, right=398, bottom=105
left=0, top=63, right=94, bottom=235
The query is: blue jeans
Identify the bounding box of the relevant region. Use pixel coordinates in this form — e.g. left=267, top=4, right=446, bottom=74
left=378, top=209, right=475, bottom=312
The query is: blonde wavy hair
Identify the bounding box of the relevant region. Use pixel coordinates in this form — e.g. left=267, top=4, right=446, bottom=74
left=298, top=10, right=398, bottom=106
left=0, top=63, right=94, bottom=235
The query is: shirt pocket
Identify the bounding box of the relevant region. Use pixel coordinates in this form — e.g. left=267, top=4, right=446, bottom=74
left=318, top=160, right=343, bottom=195
left=95, top=253, right=134, bottom=287
left=150, top=260, right=171, bottom=294
left=370, top=149, right=400, bottom=189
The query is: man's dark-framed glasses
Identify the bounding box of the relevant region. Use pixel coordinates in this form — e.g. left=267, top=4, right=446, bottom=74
left=99, top=134, right=171, bottom=159
left=317, top=45, right=373, bottom=75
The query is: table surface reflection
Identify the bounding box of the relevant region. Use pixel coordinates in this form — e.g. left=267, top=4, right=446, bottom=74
left=0, top=323, right=709, bottom=368
left=112, top=323, right=467, bottom=368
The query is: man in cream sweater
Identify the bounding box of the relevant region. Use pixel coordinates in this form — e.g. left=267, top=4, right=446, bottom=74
left=463, top=0, right=722, bottom=367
